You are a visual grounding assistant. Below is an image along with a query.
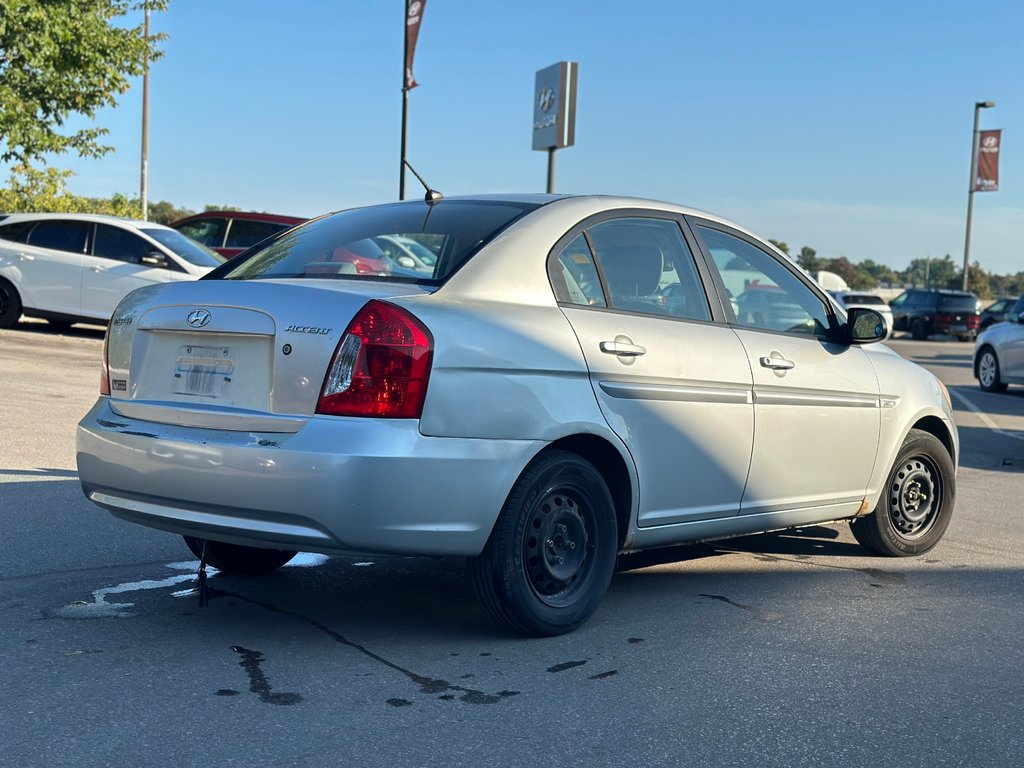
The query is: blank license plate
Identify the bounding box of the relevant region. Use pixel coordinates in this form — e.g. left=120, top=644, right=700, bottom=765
left=172, top=345, right=234, bottom=398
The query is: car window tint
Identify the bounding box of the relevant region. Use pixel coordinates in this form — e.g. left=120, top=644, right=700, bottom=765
left=175, top=218, right=227, bottom=248
left=27, top=220, right=89, bottom=253
left=552, top=234, right=606, bottom=307
left=93, top=223, right=150, bottom=263
left=587, top=218, right=711, bottom=321
left=846, top=294, right=885, bottom=306
left=0, top=220, right=35, bottom=243
left=937, top=295, right=978, bottom=312
left=696, top=225, right=830, bottom=337
left=225, top=220, right=286, bottom=249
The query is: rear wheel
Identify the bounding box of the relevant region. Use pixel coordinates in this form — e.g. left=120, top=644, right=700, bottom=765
left=469, top=451, right=618, bottom=636
left=0, top=278, right=22, bottom=329
left=977, top=347, right=1007, bottom=392
left=910, top=319, right=927, bottom=340
left=183, top=536, right=297, bottom=575
left=849, top=429, right=955, bottom=557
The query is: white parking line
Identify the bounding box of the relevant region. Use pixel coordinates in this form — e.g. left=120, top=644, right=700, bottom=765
left=949, top=387, right=1024, bottom=442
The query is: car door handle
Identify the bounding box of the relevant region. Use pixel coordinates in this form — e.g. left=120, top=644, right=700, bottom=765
left=760, top=356, right=795, bottom=370
left=18, top=253, right=34, bottom=261
left=600, top=341, right=647, bottom=357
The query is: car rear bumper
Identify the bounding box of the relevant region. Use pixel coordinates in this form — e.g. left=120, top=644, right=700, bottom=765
left=76, top=398, right=543, bottom=557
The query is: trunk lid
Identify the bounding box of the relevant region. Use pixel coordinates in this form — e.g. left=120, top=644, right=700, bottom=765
left=105, top=278, right=433, bottom=431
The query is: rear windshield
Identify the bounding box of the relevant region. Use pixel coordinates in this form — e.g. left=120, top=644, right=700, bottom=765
left=937, top=295, right=978, bottom=312
left=211, top=200, right=540, bottom=284
left=844, top=294, right=886, bottom=306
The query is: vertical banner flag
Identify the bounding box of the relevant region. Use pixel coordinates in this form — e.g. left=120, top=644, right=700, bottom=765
left=404, top=0, right=427, bottom=90
left=975, top=129, right=1002, bottom=192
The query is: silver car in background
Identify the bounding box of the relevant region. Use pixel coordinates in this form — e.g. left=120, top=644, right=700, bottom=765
left=77, top=195, right=958, bottom=635
left=974, top=299, right=1024, bottom=392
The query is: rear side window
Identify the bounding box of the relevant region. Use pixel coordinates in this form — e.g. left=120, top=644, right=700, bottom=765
left=0, top=220, right=34, bottom=243
left=226, top=219, right=287, bottom=249
left=216, top=200, right=539, bottom=284
left=27, top=220, right=89, bottom=253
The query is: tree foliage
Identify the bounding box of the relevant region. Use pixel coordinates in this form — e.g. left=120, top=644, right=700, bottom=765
left=0, top=0, right=166, bottom=163
left=0, top=162, right=139, bottom=216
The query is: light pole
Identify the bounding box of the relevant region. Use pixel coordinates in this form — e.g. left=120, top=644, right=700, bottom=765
left=962, top=100, right=995, bottom=291
left=139, top=0, right=149, bottom=221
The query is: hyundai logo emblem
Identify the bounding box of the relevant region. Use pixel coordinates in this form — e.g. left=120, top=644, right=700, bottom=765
left=982, top=135, right=998, bottom=148
left=538, top=88, right=555, bottom=113
left=187, top=309, right=211, bottom=328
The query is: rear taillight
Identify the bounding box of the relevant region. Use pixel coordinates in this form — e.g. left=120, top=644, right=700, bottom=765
left=99, top=326, right=111, bottom=395
left=317, top=300, right=433, bottom=418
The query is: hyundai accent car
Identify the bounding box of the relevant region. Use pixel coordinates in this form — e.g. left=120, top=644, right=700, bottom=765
left=0, top=213, right=220, bottom=328
left=974, top=301, right=1024, bottom=392
left=76, top=195, right=958, bottom=636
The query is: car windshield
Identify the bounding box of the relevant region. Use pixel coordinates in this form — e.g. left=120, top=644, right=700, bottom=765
left=938, top=295, right=978, bottom=312
left=141, top=228, right=224, bottom=267
left=212, top=200, right=540, bottom=284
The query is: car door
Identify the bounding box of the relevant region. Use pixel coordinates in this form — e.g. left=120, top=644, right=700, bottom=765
left=80, top=223, right=175, bottom=319
left=18, top=219, right=90, bottom=315
left=552, top=214, right=754, bottom=526
left=691, top=221, right=880, bottom=519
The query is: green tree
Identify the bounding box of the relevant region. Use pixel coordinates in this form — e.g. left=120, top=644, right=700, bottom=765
left=955, top=262, right=992, bottom=299
left=203, top=204, right=243, bottom=212
left=0, top=0, right=166, bottom=163
left=0, top=162, right=139, bottom=216
left=857, top=259, right=897, bottom=285
left=797, top=246, right=820, bottom=272
left=147, top=199, right=194, bottom=225
left=768, top=239, right=789, bottom=255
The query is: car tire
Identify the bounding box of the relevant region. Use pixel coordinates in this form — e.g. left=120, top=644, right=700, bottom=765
left=910, top=319, right=927, bottom=340
left=183, top=536, right=297, bottom=575
left=977, top=347, right=1008, bottom=393
left=849, top=429, right=955, bottom=557
left=0, top=278, right=23, bottom=329
left=469, top=450, right=618, bottom=636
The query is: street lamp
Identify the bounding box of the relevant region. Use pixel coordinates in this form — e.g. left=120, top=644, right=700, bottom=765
left=962, top=100, right=995, bottom=291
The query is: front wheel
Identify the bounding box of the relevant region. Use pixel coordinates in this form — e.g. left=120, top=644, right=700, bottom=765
left=183, top=536, right=297, bottom=575
left=977, top=347, right=1008, bottom=392
left=0, top=278, right=22, bottom=329
left=850, top=429, right=955, bottom=557
left=469, top=451, right=618, bottom=636
left=910, top=319, right=927, bottom=340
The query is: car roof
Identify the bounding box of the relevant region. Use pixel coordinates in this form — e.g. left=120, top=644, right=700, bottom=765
left=172, top=211, right=306, bottom=226
left=0, top=212, right=175, bottom=230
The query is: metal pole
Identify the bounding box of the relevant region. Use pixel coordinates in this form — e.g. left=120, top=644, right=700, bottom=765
left=546, top=148, right=556, bottom=194
left=399, top=0, right=408, bottom=200
left=139, top=2, right=149, bottom=220
left=962, top=101, right=994, bottom=291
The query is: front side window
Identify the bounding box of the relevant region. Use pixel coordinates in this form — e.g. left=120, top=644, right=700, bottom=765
left=175, top=218, right=227, bottom=248
left=696, top=224, right=831, bottom=337
left=93, top=224, right=151, bottom=263
left=27, top=220, right=89, bottom=253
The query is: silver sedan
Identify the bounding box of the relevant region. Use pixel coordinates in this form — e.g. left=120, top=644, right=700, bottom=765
left=77, top=195, right=958, bottom=635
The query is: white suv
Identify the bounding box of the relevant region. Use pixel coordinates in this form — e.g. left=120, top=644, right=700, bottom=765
left=0, top=213, right=222, bottom=329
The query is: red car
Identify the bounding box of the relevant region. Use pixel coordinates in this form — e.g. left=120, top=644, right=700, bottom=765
left=171, top=211, right=305, bottom=259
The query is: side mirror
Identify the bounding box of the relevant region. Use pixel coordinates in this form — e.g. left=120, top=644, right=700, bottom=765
left=847, top=308, right=886, bottom=344
left=140, top=249, right=168, bottom=268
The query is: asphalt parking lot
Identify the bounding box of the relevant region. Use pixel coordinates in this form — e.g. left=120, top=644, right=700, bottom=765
left=2, top=321, right=1022, bottom=768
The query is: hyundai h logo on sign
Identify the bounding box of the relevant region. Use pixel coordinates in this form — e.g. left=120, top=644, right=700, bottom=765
left=187, top=309, right=212, bottom=328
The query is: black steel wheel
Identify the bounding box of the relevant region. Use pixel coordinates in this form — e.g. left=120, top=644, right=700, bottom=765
left=977, top=347, right=1008, bottom=392
left=469, top=450, right=618, bottom=636
left=0, top=278, right=22, bottom=329
left=910, top=319, right=927, bottom=340
left=183, top=536, right=297, bottom=575
left=850, top=429, right=955, bottom=557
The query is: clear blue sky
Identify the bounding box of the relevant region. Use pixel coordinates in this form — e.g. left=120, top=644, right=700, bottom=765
left=40, top=0, right=1024, bottom=274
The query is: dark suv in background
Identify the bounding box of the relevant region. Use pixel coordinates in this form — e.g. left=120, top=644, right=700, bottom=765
left=171, top=211, right=305, bottom=259
left=890, top=289, right=981, bottom=341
